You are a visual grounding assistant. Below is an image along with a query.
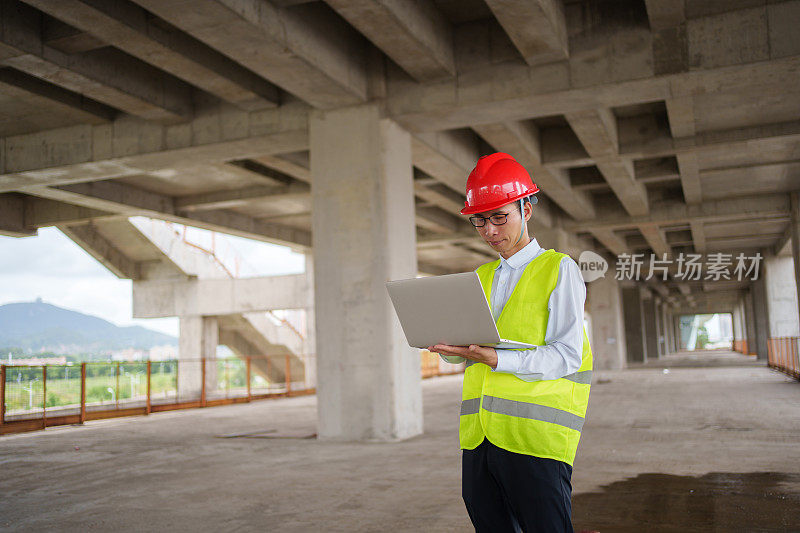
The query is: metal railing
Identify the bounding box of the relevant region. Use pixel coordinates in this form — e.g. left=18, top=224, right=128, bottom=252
left=767, top=337, right=800, bottom=380
left=1, top=352, right=465, bottom=435
left=1, top=355, right=315, bottom=435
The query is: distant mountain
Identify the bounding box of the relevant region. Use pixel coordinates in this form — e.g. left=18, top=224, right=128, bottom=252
left=0, top=300, right=177, bottom=354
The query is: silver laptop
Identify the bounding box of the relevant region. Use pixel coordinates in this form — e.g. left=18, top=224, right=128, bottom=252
left=385, top=272, right=536, bottom=350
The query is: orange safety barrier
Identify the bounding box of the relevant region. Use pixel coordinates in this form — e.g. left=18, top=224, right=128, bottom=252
left=1, top=352, right=465, bottom=435
left=0, top=355, right=316, bottom=436
left=732, top=339, right=753, bottom=356
left=767, top=337, right=800, bottom=380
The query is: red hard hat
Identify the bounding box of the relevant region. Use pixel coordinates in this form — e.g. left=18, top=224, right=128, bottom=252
left=460, top=153, right=539, bottom=215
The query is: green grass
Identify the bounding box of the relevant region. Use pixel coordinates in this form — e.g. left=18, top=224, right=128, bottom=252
left=4, top=370, right=179, bottom=412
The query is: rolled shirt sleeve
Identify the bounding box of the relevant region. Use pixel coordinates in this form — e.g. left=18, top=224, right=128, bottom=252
left=492, top=257, right=586, bottom=381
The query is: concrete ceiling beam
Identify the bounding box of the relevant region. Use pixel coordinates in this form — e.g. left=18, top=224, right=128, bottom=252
left=690, top=220, right=707, bottom=253
left=529, top=197, right=555, bottom=230
left=415, top=204, right=467, bottom=234
left=567, top=194, right=790, bottom=232
left=19, top=0, right=280, bottom=111
left=416, top=231, right=478, bottom=249
left=589, top=228, right=630, bottom=257
left=533, top=225, right=592, bottom=259
left=25, top=196, right=112, bottom=227
left=199, top=162, right=289, bottom=189
left=647, top=279, right=670, bottom=298
left=250, top=155, right=311, bottom=184
left=42, top=20, right=106, bottom=54
left=457, top=241, right=496, bottom=260
left=639, top=223, right=671, bottom=257
left=473, top=121, right=596, bottom=220
left=159, top=207, right=312, bottom=250
left=387, top=35, right=800, bottom=133
left=622, top=119, right=800, bottom=160
left=25, top=179, right=312, bottom=249
left=773, top=223, right=792, bottom=256
left=644, top=0, right=685, bottom=31
left=411, top=130, right=479, bottom=194
left=0, top=67, right=116, bottom=124
left=669, top=289, right=744, bottom=307
left=635, top=157, right=680, bottom=183
left=130, top=0, right=368, bottom=108
left=0, top=0, right=193, bottom=122
left=413, top=180, right=465, bottom=214
left=0, top=192, right=36, bottom=237
left=132, top=274, right=310, bottom=318
left=0, top=102, right=310, bottom=191
left=540, top=127, right=594, bottom=170
left=175, top=183, right=310, bottom=212
left=699, top=281, right=745, bottom=293
left=48, top=180, right=175, bottom=217
left=484, top=0, right=568, bottom=66
left=323, top=0, right=454, bottom=81
left=552, top=119, right=800, bottom=169
left=565, top=108, right=649, bottom=217
left=664, top=98, right=703, bottom=208
left=58, top=222, right=140, bottom=279
left=271, top=0, right=316, bottom=5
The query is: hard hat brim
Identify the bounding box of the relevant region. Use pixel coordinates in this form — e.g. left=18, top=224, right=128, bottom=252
left=460, top=190, right=539, bottom=215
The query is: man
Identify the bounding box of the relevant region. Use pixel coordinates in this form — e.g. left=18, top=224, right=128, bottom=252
left=428, top=152, right=592, bottom=533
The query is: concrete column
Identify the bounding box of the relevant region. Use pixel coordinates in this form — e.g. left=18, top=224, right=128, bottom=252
left=304, top=254, right=317, bottom=389
left=586, top=271, right=627, bottom=370
left=751, top=274, right=771, bottom=361
left=673, top=313, right=683, bottom=351
left=178, top=315, right=218, bottom=399
left=744, top=292, right=757, bottom=355
left=653, top=298, right=663, bottom=357
left=642, top=290, right=659, bottom=360
left=764, top=255, right=800, bottom=342
left=621, top=286, right=646, bottom=363
left=657, top=301, right=669, bottom=356
left=664, top=307, right=675, bottom=354
left=791, top=192, right=800, bottom=325
left=732, top=299, right=744, bottom=351
left=310, top=104, right=422, bottom=441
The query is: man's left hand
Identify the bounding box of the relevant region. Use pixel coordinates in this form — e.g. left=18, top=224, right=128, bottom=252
left=428, top=344, right=498, bottom=369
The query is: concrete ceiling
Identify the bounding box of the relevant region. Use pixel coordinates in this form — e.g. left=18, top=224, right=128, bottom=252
left=1, top=0, right=799, bottom=303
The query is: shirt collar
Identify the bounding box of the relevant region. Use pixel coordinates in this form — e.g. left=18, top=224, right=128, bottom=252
left=497, top=238, right=542, bottom=270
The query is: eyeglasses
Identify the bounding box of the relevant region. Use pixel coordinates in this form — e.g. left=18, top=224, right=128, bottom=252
left=469, top=213, right=511, bottom=227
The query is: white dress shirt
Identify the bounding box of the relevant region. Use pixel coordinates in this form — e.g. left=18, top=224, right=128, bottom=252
left=439, top=238, right=586, bottom=381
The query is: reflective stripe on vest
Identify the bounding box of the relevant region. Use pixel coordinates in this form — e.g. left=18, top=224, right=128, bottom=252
left=460, top=397, right=481, bottom=416
left=461, top=396, right=585, bottom=432
left=563, top=370, right=592, bottom=384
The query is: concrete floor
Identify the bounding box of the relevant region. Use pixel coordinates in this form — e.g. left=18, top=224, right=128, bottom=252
left=1, top=350, right=799, bottom=532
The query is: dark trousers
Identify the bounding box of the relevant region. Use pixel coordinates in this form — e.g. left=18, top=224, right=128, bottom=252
left=462, top=439, right=574, bottom=533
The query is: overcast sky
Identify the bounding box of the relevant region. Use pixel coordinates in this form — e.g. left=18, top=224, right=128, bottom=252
left=0, top=223, right=306, bottom=337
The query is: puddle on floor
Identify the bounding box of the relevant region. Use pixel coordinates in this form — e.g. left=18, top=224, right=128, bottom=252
left=572, top=472, right=800, bottom=532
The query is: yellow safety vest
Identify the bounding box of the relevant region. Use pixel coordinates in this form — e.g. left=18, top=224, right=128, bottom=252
left=459, top=249, right=593, bottom=466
